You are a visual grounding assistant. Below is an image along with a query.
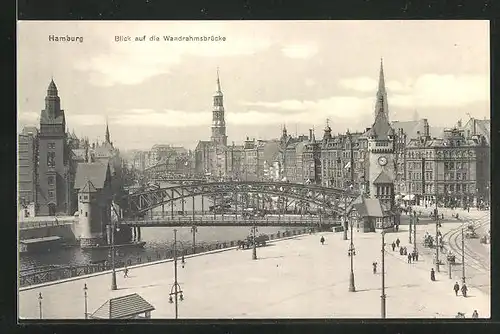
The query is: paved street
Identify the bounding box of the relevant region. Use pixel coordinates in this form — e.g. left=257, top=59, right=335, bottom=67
left=19, top=227, right=489, bottom=319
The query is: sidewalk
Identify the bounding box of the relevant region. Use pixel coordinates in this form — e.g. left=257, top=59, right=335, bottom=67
left=18, top=230, right=490, bottom=319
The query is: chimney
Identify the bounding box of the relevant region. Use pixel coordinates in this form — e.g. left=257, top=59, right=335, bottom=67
left=309, top=129, right=313, bottom=141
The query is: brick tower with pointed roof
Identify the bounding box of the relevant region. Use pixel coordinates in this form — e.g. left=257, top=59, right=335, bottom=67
left=36, top=78, right=72, bottom=216
left=363, top=59, right=397, bottom=223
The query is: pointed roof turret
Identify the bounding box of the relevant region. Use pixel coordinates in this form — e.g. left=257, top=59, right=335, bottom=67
left=214, top=67, right=223, bottom=97
left=374, top=58, right=389, bottom=120
left=47, top=78, right=58, bottom=97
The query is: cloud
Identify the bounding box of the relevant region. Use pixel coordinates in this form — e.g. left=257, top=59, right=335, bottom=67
left=338, top=74, right=488, bottom=108
left=111, top=109, right=211, bottom=127
left=17, top=111, right=39, bottom=125
left=338, top=77, right=377, bottom=92
left=70, top=114, right=106, bottom=126
left=281, top=44, right=318, bottom=59
left=240, top=96, right=374, bottom=122
left=76, top=33, right=272, bottom=87
left=305, top=78, right=316, bottom=87
left=391, top=74, right=489, bottom=108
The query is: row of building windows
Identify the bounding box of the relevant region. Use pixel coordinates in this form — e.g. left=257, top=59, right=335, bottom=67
left=407, top=183, right=472, bottom=193
left=406, top=150, right=475, bottom=159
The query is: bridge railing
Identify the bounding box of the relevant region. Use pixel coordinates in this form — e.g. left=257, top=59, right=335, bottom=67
left=19, top=227, right=314, bottom=288
left=19, top=219, right=74, bottom=230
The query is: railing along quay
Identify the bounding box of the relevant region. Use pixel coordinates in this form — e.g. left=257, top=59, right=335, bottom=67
left=122, top=216, right=335, bottom=227
left=19, top=220, right=75, bottom=230
left=19, top=228, right=312, bottom=288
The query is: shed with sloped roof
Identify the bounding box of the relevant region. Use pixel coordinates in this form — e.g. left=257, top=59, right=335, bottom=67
left=89, top=293, right=155, bottom=319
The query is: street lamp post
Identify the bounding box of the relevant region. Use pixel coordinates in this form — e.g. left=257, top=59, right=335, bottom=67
left=109, top=219, right=119, bottom=290
left=413, top=212, right=418, bottom=254
left=343, top=196, right=348, bottom=241
left=348, top=212, right=356, bottom=292
left=409, top=213, right=412, bottom=244
left=83, top=283, right=88, bottom=319
left=381, top=231, right=386, bottom=319
left=461, top=224, right=466, bottom=284
left=435, top=212, right=440, bottom=273
left=191, top=225, right=198, bottom=254
left=251, top=224, right=258, bottom=260
left=38, top=292, right=43, bottom=319
left=169, top=229, right=186, bottom=319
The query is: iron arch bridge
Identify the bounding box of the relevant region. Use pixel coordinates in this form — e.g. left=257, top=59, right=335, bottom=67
left=124, top=181, right=360, bottom=217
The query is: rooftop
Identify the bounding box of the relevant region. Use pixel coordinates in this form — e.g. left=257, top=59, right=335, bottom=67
left=90, top=293, right=155, bottom=319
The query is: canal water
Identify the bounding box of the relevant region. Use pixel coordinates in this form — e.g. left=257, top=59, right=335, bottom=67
left=19, top=182, right=298, bottom=271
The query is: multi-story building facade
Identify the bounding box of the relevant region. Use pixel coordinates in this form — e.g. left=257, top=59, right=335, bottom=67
left=302, top=129, right=321, bottom=184
left=18, top=127, right=39, bottom=216
left=36, top=79, right=74, bottom=216
left=406, top=126, right=490, bottom=208
left=320, top=123, right=365, bottom=190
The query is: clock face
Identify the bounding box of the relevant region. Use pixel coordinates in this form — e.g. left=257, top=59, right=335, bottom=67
left=378, top=156, right=388, bottom=166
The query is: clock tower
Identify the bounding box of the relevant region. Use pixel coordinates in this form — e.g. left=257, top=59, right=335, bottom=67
left=365, top=59, right=396, bottom=211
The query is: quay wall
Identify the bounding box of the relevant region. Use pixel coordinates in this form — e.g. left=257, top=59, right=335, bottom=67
left=19, top=224, right=78, bottom=243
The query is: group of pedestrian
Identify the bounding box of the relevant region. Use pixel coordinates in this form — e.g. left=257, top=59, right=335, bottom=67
left=453, top=281, right=468, bottom=297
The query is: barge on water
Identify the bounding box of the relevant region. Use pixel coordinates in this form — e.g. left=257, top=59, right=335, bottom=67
left=19, top=236, right=62, bottom=254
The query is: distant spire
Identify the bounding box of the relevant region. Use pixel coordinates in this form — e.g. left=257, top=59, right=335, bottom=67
left=105, top=116, right=111, bottom=144
left=47, top=78, right=58, bottom=96
left=374, top=58, right=389, bottom=121
left=216, top=67, right=221, bottom=93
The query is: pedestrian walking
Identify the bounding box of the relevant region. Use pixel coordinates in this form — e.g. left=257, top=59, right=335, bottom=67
left=400, top=247, right=404, bottom=256
left=472, top=310, right=479, bottom=318
left=411, top=251, right=416, bottom=261
left=415, top=252, right=419, bottom=261
left=396, top=238, right=400, bottom=248
left=403, top=247, right=408, bottom=255
left=467, top=207, right=470, bottom=213
left=372, top=261, right=378, bottom=274
left=430, top=268, right=436, bottom=281
left=123, top=266, right=129, bottom=278
left=407, top=253, right=412, bottom=264
left=453, top=282, right=460, bottom=296
left=461, top=283, right=468, bottom=297
left=320, top=236, right=325, bottom=245
left=391, top=242, right=396, bottom=252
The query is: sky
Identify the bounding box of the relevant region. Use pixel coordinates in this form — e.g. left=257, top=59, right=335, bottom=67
left=17, top=20, right=490, bottom=151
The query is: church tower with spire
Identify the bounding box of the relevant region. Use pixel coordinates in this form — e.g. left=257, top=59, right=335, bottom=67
left=211, top=68, right=227, bottom=146
left=363, top=59, right=397, bottom=229
left=37, top=78, right=72, bottom=216
left=374, top=59, right=390, bottom=121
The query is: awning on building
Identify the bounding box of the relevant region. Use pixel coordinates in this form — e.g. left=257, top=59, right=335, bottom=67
left=402, top=194, right=415, bottom=201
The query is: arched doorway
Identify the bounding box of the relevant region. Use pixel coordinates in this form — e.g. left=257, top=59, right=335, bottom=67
left=48, top=203, right=56, bottom=216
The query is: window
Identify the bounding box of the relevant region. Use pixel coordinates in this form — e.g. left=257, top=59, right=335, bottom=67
left=47, top=142, right=55, bottom=149
left=48, top=190, right=54, bottom=199
left=450, top=162, right=454, bottom=169
left=47, top=152, right=56, bottom=167
left=463, top=173, right=467, bottom=180
left=456, top=184, right=461, bottom=192
left=48, top=176, right=55, bottom=186
left=450, top=173, right=454, bottom=180
left=457, top=173, right=461, bottom=180
left=450, top=185, right=454, bottom=192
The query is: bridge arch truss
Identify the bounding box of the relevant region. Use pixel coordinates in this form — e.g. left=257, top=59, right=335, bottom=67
left=126, top=181, right=360, bottom=216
